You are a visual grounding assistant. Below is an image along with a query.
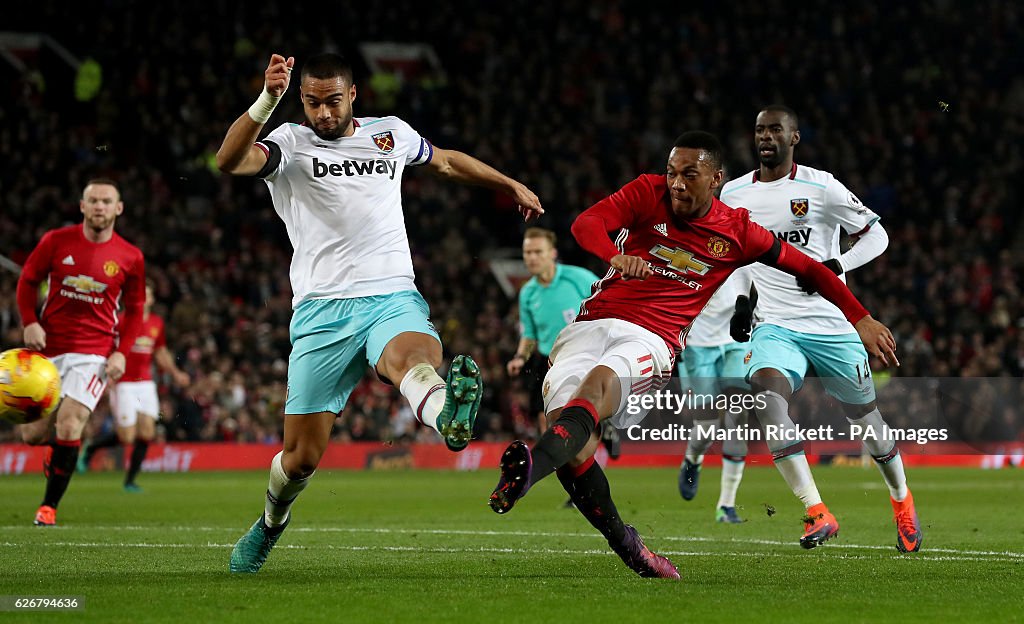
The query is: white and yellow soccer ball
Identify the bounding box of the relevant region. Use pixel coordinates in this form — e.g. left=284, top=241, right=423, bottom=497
left=0, top=348, right=62, bottom=425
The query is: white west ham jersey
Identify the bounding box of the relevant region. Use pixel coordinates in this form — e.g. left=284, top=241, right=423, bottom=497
left=719, top=164, right=880, bottom=335
left=256, top=116, right=433, bottom=307
left=686, top=267, right=751, bottom=347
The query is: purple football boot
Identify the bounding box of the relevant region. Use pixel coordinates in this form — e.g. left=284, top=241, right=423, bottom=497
left=610, top=525, right=681, bottom=580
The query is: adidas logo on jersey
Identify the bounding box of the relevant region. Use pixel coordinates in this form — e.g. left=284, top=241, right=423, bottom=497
left=772, top=228, right=812, bottom=247
left=312, top=157, right=397, bottom=180
left=654, top=223, right=668, bottom=236
left=62, top=255, right=75, bottom=265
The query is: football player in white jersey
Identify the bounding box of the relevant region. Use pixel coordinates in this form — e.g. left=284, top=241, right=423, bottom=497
left=676, top=268, right=753, bottom=523
left=721, top=105, right=920, bottom=552
left=216, top=53, right=543, bottom=573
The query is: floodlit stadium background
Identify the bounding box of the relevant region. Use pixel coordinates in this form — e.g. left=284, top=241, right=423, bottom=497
left=1, top=1, right=1021, bottom=453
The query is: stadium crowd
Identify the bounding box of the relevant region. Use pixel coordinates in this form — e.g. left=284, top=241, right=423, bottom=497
left=2, top=1, right=1021, bottom=444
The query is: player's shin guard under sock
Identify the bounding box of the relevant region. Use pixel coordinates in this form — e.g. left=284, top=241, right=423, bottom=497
left=125, top=440, right=149, bottom=485
left=42, top=439, right=81, bottom=509
left=529, top=399, right=600, bottom=486
left=556, top=456, right=627, bottom=543
left=685, top=417, right=718, bottom=465
left=755, top=391, right=822, bottom=508
left=399, top=364, right=446, bottom=433
left=848, top=409, right=909, bottom=501
left=264, top=451, right=312, bottom=527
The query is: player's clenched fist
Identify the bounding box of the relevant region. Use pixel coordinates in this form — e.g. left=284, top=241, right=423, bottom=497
left=854, top=316, right=899, bottom=367
left=610, top=254, right=653, bottom=281
left=265, top=54, right=295, bottom=98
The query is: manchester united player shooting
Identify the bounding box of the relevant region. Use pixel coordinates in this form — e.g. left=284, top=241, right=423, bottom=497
left=79, top=281, right=190, bottom=491
left=487, top=132, right=898, bottom=579
left=16, top=178, right=146, bottom=526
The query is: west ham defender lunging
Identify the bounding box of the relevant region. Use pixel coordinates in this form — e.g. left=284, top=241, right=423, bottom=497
left=217, top=53, right=542, bottom=573
left=16, top=179, right=146, bottom=526
left=488, top=132, right=898, bottom=579
left=722, top=105, right=920, bottom=552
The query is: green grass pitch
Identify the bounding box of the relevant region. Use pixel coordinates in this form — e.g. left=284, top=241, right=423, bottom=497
left=0, top=466, right=1020, bottom=623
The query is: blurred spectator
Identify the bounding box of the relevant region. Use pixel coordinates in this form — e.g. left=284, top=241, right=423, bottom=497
left=1, top=1, right=1021, bottom=443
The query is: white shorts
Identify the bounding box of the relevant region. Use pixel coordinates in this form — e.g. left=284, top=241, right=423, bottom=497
left=542, top=319, right=674, bottom=428
left=51, top=353, right=108, bottom=413
left=109, top=380, right=159, bottom=428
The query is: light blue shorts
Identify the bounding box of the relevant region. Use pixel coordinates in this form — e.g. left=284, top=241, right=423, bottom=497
left=745, top=324, right=876, bottom=405
left=677, top=343, right=751, bottom=396
left=286, top=291, right=440, bottom=415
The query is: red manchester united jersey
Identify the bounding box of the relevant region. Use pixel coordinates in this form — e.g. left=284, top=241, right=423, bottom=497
left=573, top=174, right=775, bottom=353
left=17, top=225, right=146, bottom=358
left=121, top=313, right=166, bottom=382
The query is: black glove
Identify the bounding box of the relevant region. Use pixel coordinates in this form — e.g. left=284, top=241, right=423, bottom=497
left=797, top=258, right=843, bottom=295
left=730, top=295, right=754, bottom=342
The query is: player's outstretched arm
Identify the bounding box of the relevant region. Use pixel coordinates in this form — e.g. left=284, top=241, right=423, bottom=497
left=758, top=238, right=898, bottom=366
left=507, top=337, right=537, bottom=376
left=426, top=148, right=543, bottom=221
left=216, top=54, right=294, bottom=176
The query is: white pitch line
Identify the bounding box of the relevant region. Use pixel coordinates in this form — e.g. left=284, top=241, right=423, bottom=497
left=2, top=525, right=1021, bottom=560
left=0, top=541, right=1019, bottom=563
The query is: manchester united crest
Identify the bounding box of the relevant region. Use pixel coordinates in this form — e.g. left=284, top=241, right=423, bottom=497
left=103, top=261, right=120, bottom=277
left=790, top=198, right=809, bottom=218
left=372, top=131, right=395, bottom=154
left=706, top=236, right=730, bottom=258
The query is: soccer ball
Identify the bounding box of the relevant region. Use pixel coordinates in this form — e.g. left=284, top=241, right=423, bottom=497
left=0, top=348, right=62, bottom=425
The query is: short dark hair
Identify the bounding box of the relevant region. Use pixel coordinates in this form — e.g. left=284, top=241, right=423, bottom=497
left=301, top=53, right=354, bottom=85
left=760, top=104, right=799, bottom=128
left=673, top=131, right=724, bottom=170
left=524, top=227, right=556, bottom=247
left=83, top=178, right=120, bottom=197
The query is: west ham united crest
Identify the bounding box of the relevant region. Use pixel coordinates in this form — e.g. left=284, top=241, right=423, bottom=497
left=790, top=198, right=809, bottom=218
left=372, top=131, right=395, bottom=154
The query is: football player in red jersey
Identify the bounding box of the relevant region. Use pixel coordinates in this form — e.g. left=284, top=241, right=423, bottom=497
left=16, top=179, right=146, bottom=526
left=488, top=132, right=898, bottom=579
left=79, top=282, right=190, bottom=491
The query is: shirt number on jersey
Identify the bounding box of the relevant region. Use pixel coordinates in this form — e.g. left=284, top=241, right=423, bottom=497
left=854, top=358, right=871, bottom=385
left=86, top=374, right=105, bottom=399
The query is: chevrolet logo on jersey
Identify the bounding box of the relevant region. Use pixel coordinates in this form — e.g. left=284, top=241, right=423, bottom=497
left=62, top=275, right=108, bottom=294
left=649, top=245, right=711, bottom=275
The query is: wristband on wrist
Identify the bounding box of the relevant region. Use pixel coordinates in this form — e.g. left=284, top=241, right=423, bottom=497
left=247, top=89, right=282, bottom=124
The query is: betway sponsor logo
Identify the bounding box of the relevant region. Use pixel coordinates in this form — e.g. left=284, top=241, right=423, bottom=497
left=773, top=228, right=811, bottom=246
left=313, top=157, right=397, bottom=180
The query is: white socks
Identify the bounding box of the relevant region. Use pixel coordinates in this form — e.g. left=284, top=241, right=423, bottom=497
left=717, top=457, right=745, bottom=508
left=399, top=364, right=447, bottom=432
left=265, top=451, right=311, bottom=527
left=848, top=408, right=909, bottom=501
left=685, top=417, right=719, bottom=464
left=755, top=390, right=822, bottom=509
